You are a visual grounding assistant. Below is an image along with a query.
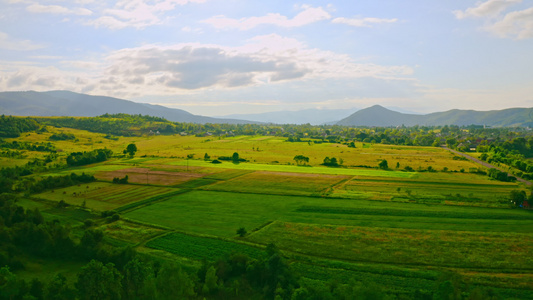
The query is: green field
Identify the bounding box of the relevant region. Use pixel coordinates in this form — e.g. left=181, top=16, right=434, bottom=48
left=124, top=190, right=533, bottom=237
left=4, top=127, right=533, bottom=298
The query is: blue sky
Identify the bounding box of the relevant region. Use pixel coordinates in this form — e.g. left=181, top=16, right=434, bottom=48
left=1, top=0, right=532, bottom=116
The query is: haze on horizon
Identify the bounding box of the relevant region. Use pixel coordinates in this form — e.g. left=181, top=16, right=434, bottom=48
left=0, top=0, right=532, bottom=117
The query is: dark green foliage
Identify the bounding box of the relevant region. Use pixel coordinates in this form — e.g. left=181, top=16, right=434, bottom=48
left=155, top=263, right=196, bottom=300
left=30, top=173, right=96, bottom=193
left=293, top=155, right=310, bottom=166
left=509, top=190, right=527, bottom=207
left=0, top=140, right=56, bottom=152
left=123, top=143, right=137, bottom=157
left=112, top=175, right=128, bottom=184
left=378, top=159, right=388, bottom=170
left=0, top=115, right=40, bottom=137
left=218, top=153, right=246, bottom=162
left=49, top=133, right=76, bottom=141
left=323, top=156, right=341, bottom=167
left=236, top=227, right=247, bottom=237
left=66, top=148, right=112, bottom=166
left=76, top=260, right=123, bottom=300
left=122, top=258, right=152, bottom=300
left=45, top=274, right=76, bottom=300
left=487, top=168, right=514, bottom=182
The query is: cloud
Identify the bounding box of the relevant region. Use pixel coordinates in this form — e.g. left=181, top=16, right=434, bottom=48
left=26, top=3, right=93, bottom=15
left=0, top=31, right=44, bottom=50
left=454, top=1, right=533, bottom=39
left=488, top=7, right=533, bottom=39
left=99, top=34, right=412, bottom=94
left=86, top=0, right=207, bottom=29
left=0, top=35, right=413, bottom=102
left=331, top=17, right=398, bottom=27
left=453, top=0, right=521, bottom=19
left=202, top=5, right=331, bottom=30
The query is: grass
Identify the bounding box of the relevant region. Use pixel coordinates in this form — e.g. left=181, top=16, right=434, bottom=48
left=98, top=220, right=166, bottom=245
left=5, top=129, right=533, bottom=296
left=146, top=232, right=265, bottom=261
left=171, top=159, right=416, bottom=178
left=246, top=221, right=533, bottom=270
left=123, top=190, right=533, bottom=238
left=35, top=182, right=177, bottom=211
left=202, top=171, right=350, bottom=196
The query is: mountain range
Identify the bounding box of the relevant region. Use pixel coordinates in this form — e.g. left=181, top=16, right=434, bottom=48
left=1, top=90, right=532, bottom=127
left=215, top=108, right=360, bottom=125
left=337, top=105, right=533, bottom=127
left=0, top=90, right=254, bottom=124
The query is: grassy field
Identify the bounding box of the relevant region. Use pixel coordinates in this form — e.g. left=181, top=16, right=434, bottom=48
left=123, top=190, right=533, bottom=236
left=5, top=127, right=533, bottom=297
left=201, top=171, right=351, bottom=196
left=36, top=182, right=177, bottom=211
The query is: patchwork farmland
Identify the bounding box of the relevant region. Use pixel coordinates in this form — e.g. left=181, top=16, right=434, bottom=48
left=4, top=125, right=533, bottom=299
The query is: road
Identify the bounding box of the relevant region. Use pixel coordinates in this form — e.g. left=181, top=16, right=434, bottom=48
left=441, top=146, right=532, bottom=186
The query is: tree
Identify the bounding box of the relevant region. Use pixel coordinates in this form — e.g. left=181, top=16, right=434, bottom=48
left=509, top=190, right=527, bottom=207
left=204, top=153, right=210, bottom=161
left=76, top=260, right=123, bottom=300
left=378, top=159, right=388, bottom=170
left=237, top=227, right=247, bottom=237
left=122, top=259, right=151, bottom=300
left=124, top=143, right=137, bottom=157
left=232, top=152, right=240, bottom=162
left=293, top=155, right=309, bottom=166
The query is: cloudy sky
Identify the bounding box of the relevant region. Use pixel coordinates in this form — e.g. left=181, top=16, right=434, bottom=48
left=1, top=0, right=532, bottom=116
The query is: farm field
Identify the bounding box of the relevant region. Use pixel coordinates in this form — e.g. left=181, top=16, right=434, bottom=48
left=3, top=126, right=533, bottom=298
left=36, top=182, right=177, bottom=211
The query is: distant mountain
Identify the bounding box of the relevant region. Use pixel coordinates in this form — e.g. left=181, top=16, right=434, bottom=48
left=337, top=105, right=533, bottom=127
left=0, top=90, right=255, bottom=124
left=216, top=108, right=359, bottom=125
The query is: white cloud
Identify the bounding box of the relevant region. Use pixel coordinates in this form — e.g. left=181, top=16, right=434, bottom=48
left=202, top=5, right=331, bottom=30
left=26, top=3, right=93, bottom=16
left=489, top=7, right=533, bottom=39
left=453, top=0, right=521, bottom=19
left=0, top=35, right=413, bottom=102
left=86, top=0, right=207, bottom=29
left=454, top=1, right=533, bottom=39
left=332, top=17, right=398, bottom=27
left=0, top=31, right=44, bottom=51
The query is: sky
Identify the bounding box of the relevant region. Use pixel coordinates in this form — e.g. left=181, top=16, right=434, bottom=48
left=0, top=0, right=532, bottom=116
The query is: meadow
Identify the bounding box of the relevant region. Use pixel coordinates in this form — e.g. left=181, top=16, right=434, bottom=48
left=4, top=125, right=533, bottom=298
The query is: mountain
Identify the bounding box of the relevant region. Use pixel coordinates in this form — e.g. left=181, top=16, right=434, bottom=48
left=337, top=105, right=533, bottom=127
left=216, top=108, right=360, bottom=125
left=0, top=90, right=254, bottom=124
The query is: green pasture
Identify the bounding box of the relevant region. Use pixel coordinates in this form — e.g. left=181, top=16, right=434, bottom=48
left=170, top=159, right=416, bottom=178
left=146, top=232, right=264, bottom=261
left=334, top=172, right=520, bottom=206
left=201, top=171, right=350, bottom=196
left=123, top=190, right=533, bottom=239
left=5, top=128, right=485, bottom=174
left=247, top=221, right=533, bottom=270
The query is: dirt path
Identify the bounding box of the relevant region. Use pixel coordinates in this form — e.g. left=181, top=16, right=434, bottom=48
left=441, top=146, right=531, bottom=186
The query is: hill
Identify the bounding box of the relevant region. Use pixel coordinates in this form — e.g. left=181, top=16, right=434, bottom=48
left=0, top=90, right=255, bottom=124
left=337, top=105, right=533, bottom=127
left=216, top=107, right=359, bottom=125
